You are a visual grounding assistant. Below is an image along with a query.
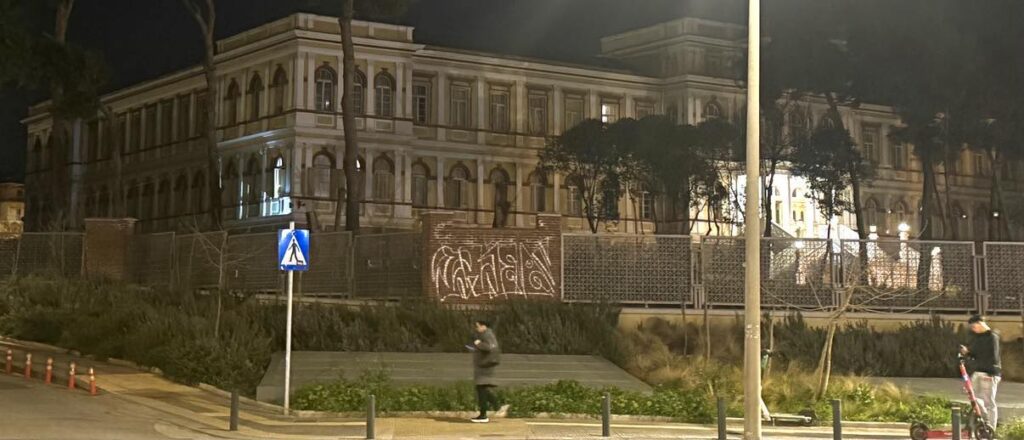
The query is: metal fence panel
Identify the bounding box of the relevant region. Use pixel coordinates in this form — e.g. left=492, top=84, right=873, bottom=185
left=225, top=232, right=280, bottom=292
left=839, top=240, right=977, bottom=311
left=563, top=234, right=692, bottom=305
left=14, top=233, right=84, bottom=278
left=983, top=242, right=1024, bottom=312
left=702, top=237, right=835, bottom=309
left=127, top=232, right=175, bottom=287
left=302, top=231, right=353, bottom=295
left=173, top=232, right=225, bottom=290
left=0, top=236, right=17, bottom=276
left=353, top=232, right=420, bottom=298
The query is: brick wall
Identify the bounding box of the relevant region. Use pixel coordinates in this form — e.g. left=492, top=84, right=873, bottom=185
left=84, top=218, right=137, bottom=281
left=421, top=211, right=562, bottom=303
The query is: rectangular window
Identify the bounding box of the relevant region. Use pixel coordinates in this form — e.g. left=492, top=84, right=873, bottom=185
left=635, top=102, right=655, bottom=119
left=892, top=143, right=907, bottom=170
left=641, top=192, right=652, bottom=220
left=528, top=90, right=548, bottom=135
left=177, top=95, right=191, bottom=140
left=861, top=125, right=879, bottom=163
left=489, top=86, right=510, bottom=132
left=160, top=99, right=174, bottom=145
left=130, top=109, right=142, bottom=152
left=450, top=82, right=471, bottom=128
left=600, top=99, right=619, bottom=123
left=412, top=79, right=431, bottom=124
left=974, top=153, right=987, bottom=176
left=565, top=95, right=584, bottom=130
left=144, top=104, right=158, bottom=149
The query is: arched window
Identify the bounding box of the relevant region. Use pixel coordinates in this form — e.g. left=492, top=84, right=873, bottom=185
left=247, top=74, right=263, bottom=121
left=312, top=153, right=334, bottom=198
left=490, top=168, right=510, bottom=223
left=223, top=162, right=240, bottom=219
left=704, top=100, right=723, bottom=120
left=270, top=155, right=286, bottom=199
left=97, top=186, right=110, bottom=218
left=243, top=156, right=261, bottom=218
left=31, top=138, right=42, bottom=171
left=953, top=204, right=968, bottom=240
left=141, top=181, right=155, bottom=220
left=374, top=71, right=395, bottom=117
left=191, top=171, right=207, bottom=214
left=974, top=206, right=989, bottom=241
left=411, top=162, right=429, bottom=208
left=156, top=179, right=171, bottom=221
left=224, top=80, right=241, bottom=126
left=174, top=174, right=189, bottom=215
left=893, top=201, right=908, bottom=233
left=314, top=65, right=336, bottom=112
left=529, top=171, right=546, bottom=213
left=372, top=156, right=395, bottom=201
left=353, top=69, right=367, bottom=115
left=269, top=66, right=288, bottom=115
left=864, top=198, right=879, bottom=231
left=126, top=184, right=140, bottom=219
left=446, top=165, right=470, bottom=209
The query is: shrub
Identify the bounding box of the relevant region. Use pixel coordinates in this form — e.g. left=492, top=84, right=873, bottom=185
left=1000, top=418, right=1024, bottom=440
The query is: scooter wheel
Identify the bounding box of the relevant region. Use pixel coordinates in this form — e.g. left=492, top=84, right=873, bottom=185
left=975, top=423, right=995, bottom=440
left=909, top=422, right=928, bottom=440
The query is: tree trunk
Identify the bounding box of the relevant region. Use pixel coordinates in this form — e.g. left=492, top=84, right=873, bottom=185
left=46, top=0, right=75, bottom=229
left=339, top=0, right=361, bottom=232
left=815, top=290, right=852, bottom=400
left=201, top=37, right=223, bottom=230
left=918, top=161, right=937, bottom=289
left=703, top=306, right=712, bottom=364
left=334, top=186, right=344, bottom=232
left=851, top=170, right=869, bottom=284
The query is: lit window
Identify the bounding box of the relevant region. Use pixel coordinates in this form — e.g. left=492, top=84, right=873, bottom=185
left=704, top=101, right=722, bottom=120
left=600, top=99, right=619, bottom=123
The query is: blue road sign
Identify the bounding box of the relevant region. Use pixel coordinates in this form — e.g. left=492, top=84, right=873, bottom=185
left=278, top=228, right=310, bottom=271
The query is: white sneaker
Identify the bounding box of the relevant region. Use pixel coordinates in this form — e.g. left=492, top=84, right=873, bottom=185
left=470, top=416, right=490, bottom=423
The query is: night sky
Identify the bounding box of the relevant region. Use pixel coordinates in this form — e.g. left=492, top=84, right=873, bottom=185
left=0, top=0, right=744, bottom=183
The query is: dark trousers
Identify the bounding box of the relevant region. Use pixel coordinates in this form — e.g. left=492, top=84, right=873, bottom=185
left=476, top=385, right=498, bottom=416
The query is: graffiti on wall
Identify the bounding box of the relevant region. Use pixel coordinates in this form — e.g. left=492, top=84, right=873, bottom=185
left=430, top=238, right=557, bottom=301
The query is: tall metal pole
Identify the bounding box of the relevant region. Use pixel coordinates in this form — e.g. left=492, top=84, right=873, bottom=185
left=743, top=0, right=762, bottom=438
left=283, top=220, right=295, bottom=414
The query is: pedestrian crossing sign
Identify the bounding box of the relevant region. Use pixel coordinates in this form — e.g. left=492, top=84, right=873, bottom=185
left=278, top=228, right=310, bottom=271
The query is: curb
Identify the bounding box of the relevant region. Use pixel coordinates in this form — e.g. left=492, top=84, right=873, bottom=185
left=197, top=383, right=285, bottom=413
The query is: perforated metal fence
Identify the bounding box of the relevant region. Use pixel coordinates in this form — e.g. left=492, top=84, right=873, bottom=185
left=302, top=231, right=352, bottom=295
left=0, top=233, right=86, bottom=278
left=563, top=234, right=693, bottom=306
left=352, top=232, right=421, bottom=298
left=838, top=240, right=978, bottom=311
left=128, top=232, right=175, bottom=287
left=982, top=242, right=1024, bottom=312
left=701, top=237, right=836, bottom=309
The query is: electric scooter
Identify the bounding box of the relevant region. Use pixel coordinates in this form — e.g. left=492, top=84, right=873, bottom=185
left=761, top=349, right=816, bottom=427
left=909, top=353, right=996, bottom=440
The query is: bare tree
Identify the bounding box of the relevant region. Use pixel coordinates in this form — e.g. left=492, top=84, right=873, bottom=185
left=181, top=0, right=223, bottom=231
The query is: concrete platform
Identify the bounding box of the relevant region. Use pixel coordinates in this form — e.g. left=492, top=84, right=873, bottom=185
left=257, top=352, right=651, bottom=403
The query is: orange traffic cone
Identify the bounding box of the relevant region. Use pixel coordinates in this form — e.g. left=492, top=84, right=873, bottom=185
left=45, top=358, right=53, bottom=384
left=88, top=368, right=97, bottom=396
left=5, top=349, right=11, bottom=374
left=23, top=353, right=31, bottom=379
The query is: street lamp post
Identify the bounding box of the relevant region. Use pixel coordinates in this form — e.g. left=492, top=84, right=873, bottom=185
left=743, top=0, right=762, bottom=439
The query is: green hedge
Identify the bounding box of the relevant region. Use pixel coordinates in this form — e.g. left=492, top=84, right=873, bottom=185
left=293, top=370, right=950, bottom=425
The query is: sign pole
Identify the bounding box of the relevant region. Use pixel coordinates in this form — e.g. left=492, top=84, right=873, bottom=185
left=284, top=220, right=295, bottom=415
left=743, top=0, right=763, bottom=438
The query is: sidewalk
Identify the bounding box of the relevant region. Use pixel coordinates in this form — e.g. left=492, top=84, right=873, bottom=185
left=0, top=337, right=910, bottom=439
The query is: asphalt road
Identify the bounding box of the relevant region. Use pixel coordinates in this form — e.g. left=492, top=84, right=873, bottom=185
left=0, top=373, right=206, bottom=440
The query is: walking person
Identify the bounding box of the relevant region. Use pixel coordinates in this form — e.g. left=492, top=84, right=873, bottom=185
left=960, top=315, right=1002, bottom=428
left=469, top=319, right=501, bottom=423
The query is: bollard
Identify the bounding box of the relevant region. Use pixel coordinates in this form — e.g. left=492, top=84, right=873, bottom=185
left=44, top=358, right=53, bottom=384
left=68, top=362, right=76, bottom=390
left=88, top=368, right=97, bottom=396
left=366, top=394, right=376, bottom=440
left=23, top=353, right=32, bottom=379
left=5, top=349, right=11, bottom=374
left=717, top=397, right=727, bottom=440
left=229, top=391, right=239, bottom=431
left=951, top=405, right=961, bottom=440
left=601, top=392, right=611, bottom=438
left=831, top=399, right=842, bottom=440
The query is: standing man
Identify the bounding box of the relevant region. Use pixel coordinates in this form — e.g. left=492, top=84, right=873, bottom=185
left=470, top=319, right=501, bottom=423
left=960, top=315, right=1002, bottom=428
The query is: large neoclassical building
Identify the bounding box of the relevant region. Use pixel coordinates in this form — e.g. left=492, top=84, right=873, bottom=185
left=21, top=13, right=1018, bottom=239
